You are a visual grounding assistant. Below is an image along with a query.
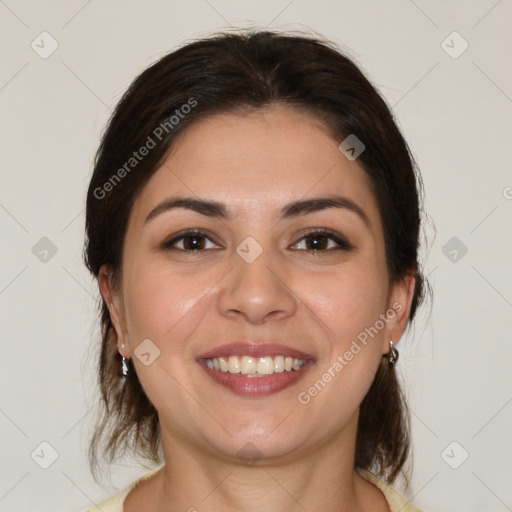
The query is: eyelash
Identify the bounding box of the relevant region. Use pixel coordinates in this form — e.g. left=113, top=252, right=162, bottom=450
left=162, top=229, right=353, bottom=253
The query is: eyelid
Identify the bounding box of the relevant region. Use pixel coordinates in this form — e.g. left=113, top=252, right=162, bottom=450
left=290, top=228, right=353, bottom=251
left=161, top=229, right=222, bottom=250
left=162, top=228, right=353, bottom=252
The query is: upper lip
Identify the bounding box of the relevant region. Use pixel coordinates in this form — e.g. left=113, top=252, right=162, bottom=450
left=196, top=342, right=315, bottom=361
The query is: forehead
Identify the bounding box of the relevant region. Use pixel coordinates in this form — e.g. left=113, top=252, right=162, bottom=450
left=130, top=106, right=381, bottom=226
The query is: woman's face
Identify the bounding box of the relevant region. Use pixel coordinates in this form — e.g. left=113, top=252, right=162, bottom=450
left=100, top=105, right=414, bottom=463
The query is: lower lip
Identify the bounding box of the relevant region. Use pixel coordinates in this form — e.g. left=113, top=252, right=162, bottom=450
left=198, top=360, right=315, bottom=397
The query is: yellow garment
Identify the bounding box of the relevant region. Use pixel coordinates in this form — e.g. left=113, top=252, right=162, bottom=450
left=84, top=466, right=423, bottom=511
left=356, top=469, right=423, bottom=511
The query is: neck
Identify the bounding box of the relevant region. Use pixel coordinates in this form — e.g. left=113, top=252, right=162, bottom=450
left=150, top=416, right=388, bottom=512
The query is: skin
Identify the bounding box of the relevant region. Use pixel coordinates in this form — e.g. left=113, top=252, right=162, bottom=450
left=99, top=105, right=416, bottom=512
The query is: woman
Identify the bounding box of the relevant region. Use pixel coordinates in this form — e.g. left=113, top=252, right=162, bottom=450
left=83, top=30, right=428, bottom=512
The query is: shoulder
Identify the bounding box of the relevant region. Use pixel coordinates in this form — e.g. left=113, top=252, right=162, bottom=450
left=356, top=468, right=424, bottom=512
left=82, top=466, right=163, bottom=512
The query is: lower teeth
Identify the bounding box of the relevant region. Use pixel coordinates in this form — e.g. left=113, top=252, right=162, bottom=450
left=228, top=368, right=302, bottom=377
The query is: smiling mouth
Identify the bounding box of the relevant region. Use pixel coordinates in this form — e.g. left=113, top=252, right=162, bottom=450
left=196, top=342, right=315, bottom=396
left=204, top=355, right=305, bottom=377
left=198, top=356, right=314, bottom=397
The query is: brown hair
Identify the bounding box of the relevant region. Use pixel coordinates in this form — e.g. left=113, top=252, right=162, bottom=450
left=84, top=29, right=429, bottom=484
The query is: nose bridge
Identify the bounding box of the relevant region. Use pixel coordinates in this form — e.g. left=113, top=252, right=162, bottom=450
left=218, top=237, right=297, bottom=323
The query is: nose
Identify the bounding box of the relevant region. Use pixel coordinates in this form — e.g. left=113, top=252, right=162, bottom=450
left=217, top=246, right=298, bottom=325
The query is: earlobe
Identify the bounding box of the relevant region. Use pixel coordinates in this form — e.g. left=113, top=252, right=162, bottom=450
left=98, top=264, right=116, bottom=313
left=98, top=264, right=128, bottom=355
left=384, top=272, right=417, bottom=352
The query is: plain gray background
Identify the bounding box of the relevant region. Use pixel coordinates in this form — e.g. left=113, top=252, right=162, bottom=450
left=1, top=1, right=511, bottom=511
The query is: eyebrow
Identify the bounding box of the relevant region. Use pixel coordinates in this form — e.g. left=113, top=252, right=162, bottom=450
left=144, top=195, right=371, bottom=228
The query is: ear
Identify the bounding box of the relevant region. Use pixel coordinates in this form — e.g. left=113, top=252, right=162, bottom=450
left=381, top=271, right=417, bottom=354
left=98, top=264, right=130, bottom=357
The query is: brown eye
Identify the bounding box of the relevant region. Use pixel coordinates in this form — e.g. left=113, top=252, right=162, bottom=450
left=162, top=230, right=221, bottom=252
left=292, top=230, right=353, bottom=252
left=181, top=234, right=206, bottom=250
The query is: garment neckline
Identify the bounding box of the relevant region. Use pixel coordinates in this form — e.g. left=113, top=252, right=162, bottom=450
left=106, top=465, right=418, bottom=512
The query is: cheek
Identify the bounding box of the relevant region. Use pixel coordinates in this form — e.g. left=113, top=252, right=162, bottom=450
left=123, top=261, right=216, bottom=350
left=303, top=262, right=388, bottom=346
left=298, top=262, right=388, bottom=411
left=121, top=264, right=214, bottom=419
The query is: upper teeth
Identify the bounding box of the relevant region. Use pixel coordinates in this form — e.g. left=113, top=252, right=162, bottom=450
left=205, top=355, right=305, bottom=376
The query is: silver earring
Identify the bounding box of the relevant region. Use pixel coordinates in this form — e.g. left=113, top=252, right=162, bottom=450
left=120, top=355, right=130, bottom=378
left=386, top=340, right=399, bottom=368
